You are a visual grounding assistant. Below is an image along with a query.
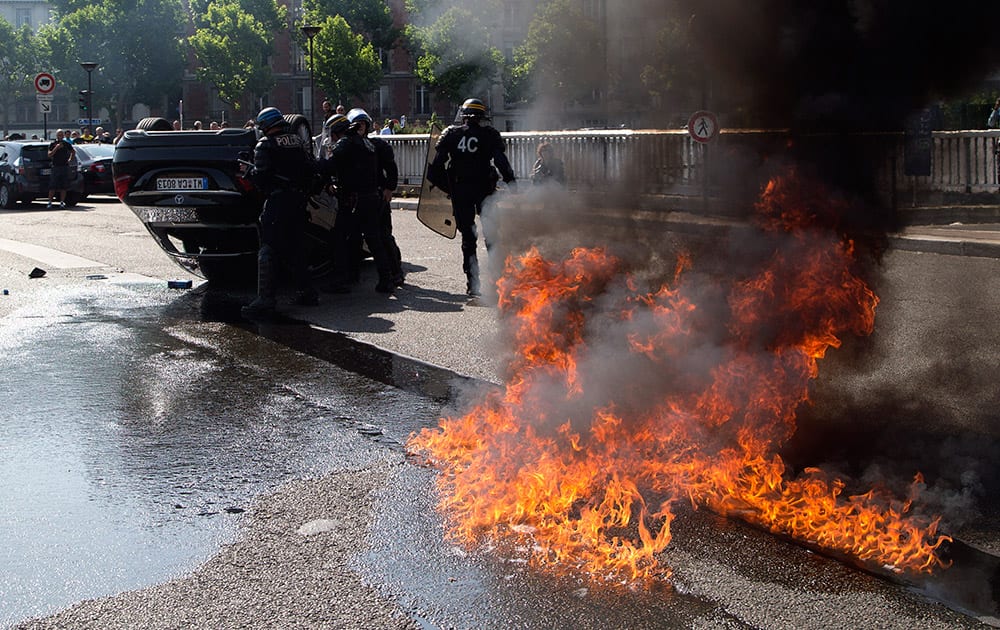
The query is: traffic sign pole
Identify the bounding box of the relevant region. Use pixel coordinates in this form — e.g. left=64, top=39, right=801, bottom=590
left=34, top=73, right=56, bottom=140
left=686, top=110, right=719, bottom=214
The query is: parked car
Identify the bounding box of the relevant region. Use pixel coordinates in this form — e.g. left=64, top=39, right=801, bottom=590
left=74, top=142, right=116, bottom=199
left=0, top=140, right=85, bottom=209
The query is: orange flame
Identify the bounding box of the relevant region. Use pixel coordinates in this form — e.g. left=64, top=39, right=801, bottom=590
left=408, top=172, right=950, bottom=583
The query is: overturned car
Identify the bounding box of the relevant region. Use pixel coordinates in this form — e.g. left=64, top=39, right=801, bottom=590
left=113, top=115, right=337, bottom=285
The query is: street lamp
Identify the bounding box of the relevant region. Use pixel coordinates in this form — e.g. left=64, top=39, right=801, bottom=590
left=300, top=25, right=321, bottom=134
left=80, top=61, right=98, bottom=132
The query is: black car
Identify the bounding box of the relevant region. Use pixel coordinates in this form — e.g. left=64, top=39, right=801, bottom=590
left=0, top=140, right=85, bottom=208
left=74, top=142, right=116, bottom=199
left=113, top=115, right=335, bottom=284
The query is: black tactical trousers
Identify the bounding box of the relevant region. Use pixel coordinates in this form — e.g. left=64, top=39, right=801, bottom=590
left=332, top=191, right=393, bottom=285
left=259, top=189, right=311, bottom=290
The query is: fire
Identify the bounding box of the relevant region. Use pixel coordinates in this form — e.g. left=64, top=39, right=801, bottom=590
left=408, top=171, right=951, bottom=583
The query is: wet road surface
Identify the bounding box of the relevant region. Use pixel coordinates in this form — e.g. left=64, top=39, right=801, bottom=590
left=0, top=280, right=439, bottom=626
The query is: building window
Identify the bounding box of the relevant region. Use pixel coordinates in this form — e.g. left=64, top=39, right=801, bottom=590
left=295, top=86, right=311, bottom=117
left=15, top=8, right=32, bottom=28
left=378, top=48, right=390, bottom=72
left=503, top=3, right=516, bottom=26
left=369, top=85, right=390, bottom=117
left=294, top=42, right=306, bottom=74
left=415, top=84, right=432, bottom=115
left=582, top=0, right=605, bottom=22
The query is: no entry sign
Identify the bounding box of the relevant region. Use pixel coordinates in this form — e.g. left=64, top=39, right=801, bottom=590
left=687, top=110, right=719, bottom=144
left=34, top=73, right=55, bottom=94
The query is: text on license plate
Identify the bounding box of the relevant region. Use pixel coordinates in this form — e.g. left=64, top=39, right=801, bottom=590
left=157, top=177, right=208, bottom=191
left=40, top=168, right=51, bottom=175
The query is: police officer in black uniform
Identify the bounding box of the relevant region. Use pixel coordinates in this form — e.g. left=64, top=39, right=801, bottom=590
left=357, top=113, right=405, bottom=287
left=325, top=108, right=395, bottom=293
left=241, top=106, right=319, bottom=318
left=426, top=98, right=516, bottom=296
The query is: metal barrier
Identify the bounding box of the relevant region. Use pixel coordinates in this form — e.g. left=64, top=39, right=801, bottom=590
left=383, top=129, right=1000, bottom=204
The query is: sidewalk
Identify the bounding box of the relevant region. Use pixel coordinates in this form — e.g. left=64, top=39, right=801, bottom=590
left=271, top=199, right=1000, bottom=388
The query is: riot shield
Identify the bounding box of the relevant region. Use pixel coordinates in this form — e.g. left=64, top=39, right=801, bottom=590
left=416, top=123, right=457, bottom=239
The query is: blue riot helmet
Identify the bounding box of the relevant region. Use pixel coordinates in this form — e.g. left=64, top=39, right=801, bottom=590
left=255, top=107, right=286, bottom=133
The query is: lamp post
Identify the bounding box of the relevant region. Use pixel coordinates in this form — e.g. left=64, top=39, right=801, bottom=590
left=80, top=61, right=98, bottom=132
left=300, top=25, right=321, bottom=134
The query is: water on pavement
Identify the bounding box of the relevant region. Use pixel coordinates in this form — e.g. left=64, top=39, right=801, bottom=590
left=0, top=280, right=439, bottom=626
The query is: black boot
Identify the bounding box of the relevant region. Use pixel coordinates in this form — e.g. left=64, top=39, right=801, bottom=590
left=375, top=275, right=395, bottom=293
left=242, top=247, right=277, bottom=318
left=291, top=287, right=319, bottom=306
left=466, top=273, right=481, bottom=296
left=465, top=255, right=481, bottom=296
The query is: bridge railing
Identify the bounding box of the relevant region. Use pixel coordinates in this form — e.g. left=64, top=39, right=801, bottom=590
left=383, top=129, right=1000, bottom=206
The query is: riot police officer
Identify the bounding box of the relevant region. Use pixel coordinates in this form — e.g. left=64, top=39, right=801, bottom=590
left=325, top=108, right=395, bottom=293
left=355, top=113, right=405, bottom=287
left=426, top=98, right=516, bottom=296
left=241, top=106, right=319, bottom=318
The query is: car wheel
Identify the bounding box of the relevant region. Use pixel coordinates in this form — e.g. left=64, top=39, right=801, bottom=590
left=303, top=222, right=334, bottom=280
left=0, top=183, right=15, bottom=209
left=197, top=257, right=256, bottom=287
left=283, top=114, right=313, bottom=150
left=136, top=117, right=173, bottom=131
left=64, top=192, right=81, bottom=208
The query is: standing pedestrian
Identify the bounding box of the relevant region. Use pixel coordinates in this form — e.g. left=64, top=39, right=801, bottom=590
left=426, top=98, right=516, bottom=296
left=530, top=142, right=566, bottom=187
left=990, top=99, right=1000, bottom=190
left=323, top=108, right=395, bottom=294
left=241, top=107, right=320, bottom=318
left=46, top=129, right=75, bottom=209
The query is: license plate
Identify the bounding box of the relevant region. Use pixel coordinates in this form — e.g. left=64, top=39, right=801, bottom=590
left=156, top=177, right=208, bottom=191
left=40, top=168, right=51, bottom=175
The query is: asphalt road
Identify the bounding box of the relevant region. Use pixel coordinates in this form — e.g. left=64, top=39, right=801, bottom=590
left=2, top=196, right=999, bottom=628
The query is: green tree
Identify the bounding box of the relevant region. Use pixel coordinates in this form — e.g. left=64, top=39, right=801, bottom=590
left=404, top=5, right=502, bottom=103
left=302, top=14, right=383, bottom=107
left=638, top=16, right=702, bottom=125
left=302, top=0, right=398, bottom=52
left=508, top=0, right=604, bottom=107
left=38, top=0, right=185, bottom=127
left=189, top=0, right=286, bottom=113
left=0, top=19, right=46, bottom=135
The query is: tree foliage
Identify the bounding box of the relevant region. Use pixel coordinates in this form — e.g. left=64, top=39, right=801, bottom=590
left=300, top=14, right=383, bottom=107
left=189, top=0, right=286, bottom=111
left=508, top=0, right=604, bottom=106
left=404, top=5, right=502, bottom=103
left=38, top=0, right=185, bottom=126
left=0, top=19, right=45, bottom=133
left=302, top=0, right=397, bottom=51
left=639, top=16, right=702, bottom=121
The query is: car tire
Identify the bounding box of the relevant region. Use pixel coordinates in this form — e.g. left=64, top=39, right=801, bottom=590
left=136, top=117, right=173, bottom=131
left=64, top=192, right=80, bottom=208
left=197, top=256, right=257, bottom=287
left=0, top=183, right=15, bottom=209
left=303, top=222, right=334, bottom=280
left=283, top=114, right=313, bottom=148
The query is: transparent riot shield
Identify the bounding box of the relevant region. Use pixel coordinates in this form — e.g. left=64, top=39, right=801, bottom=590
left=416, top=123, right=458, bottom=239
